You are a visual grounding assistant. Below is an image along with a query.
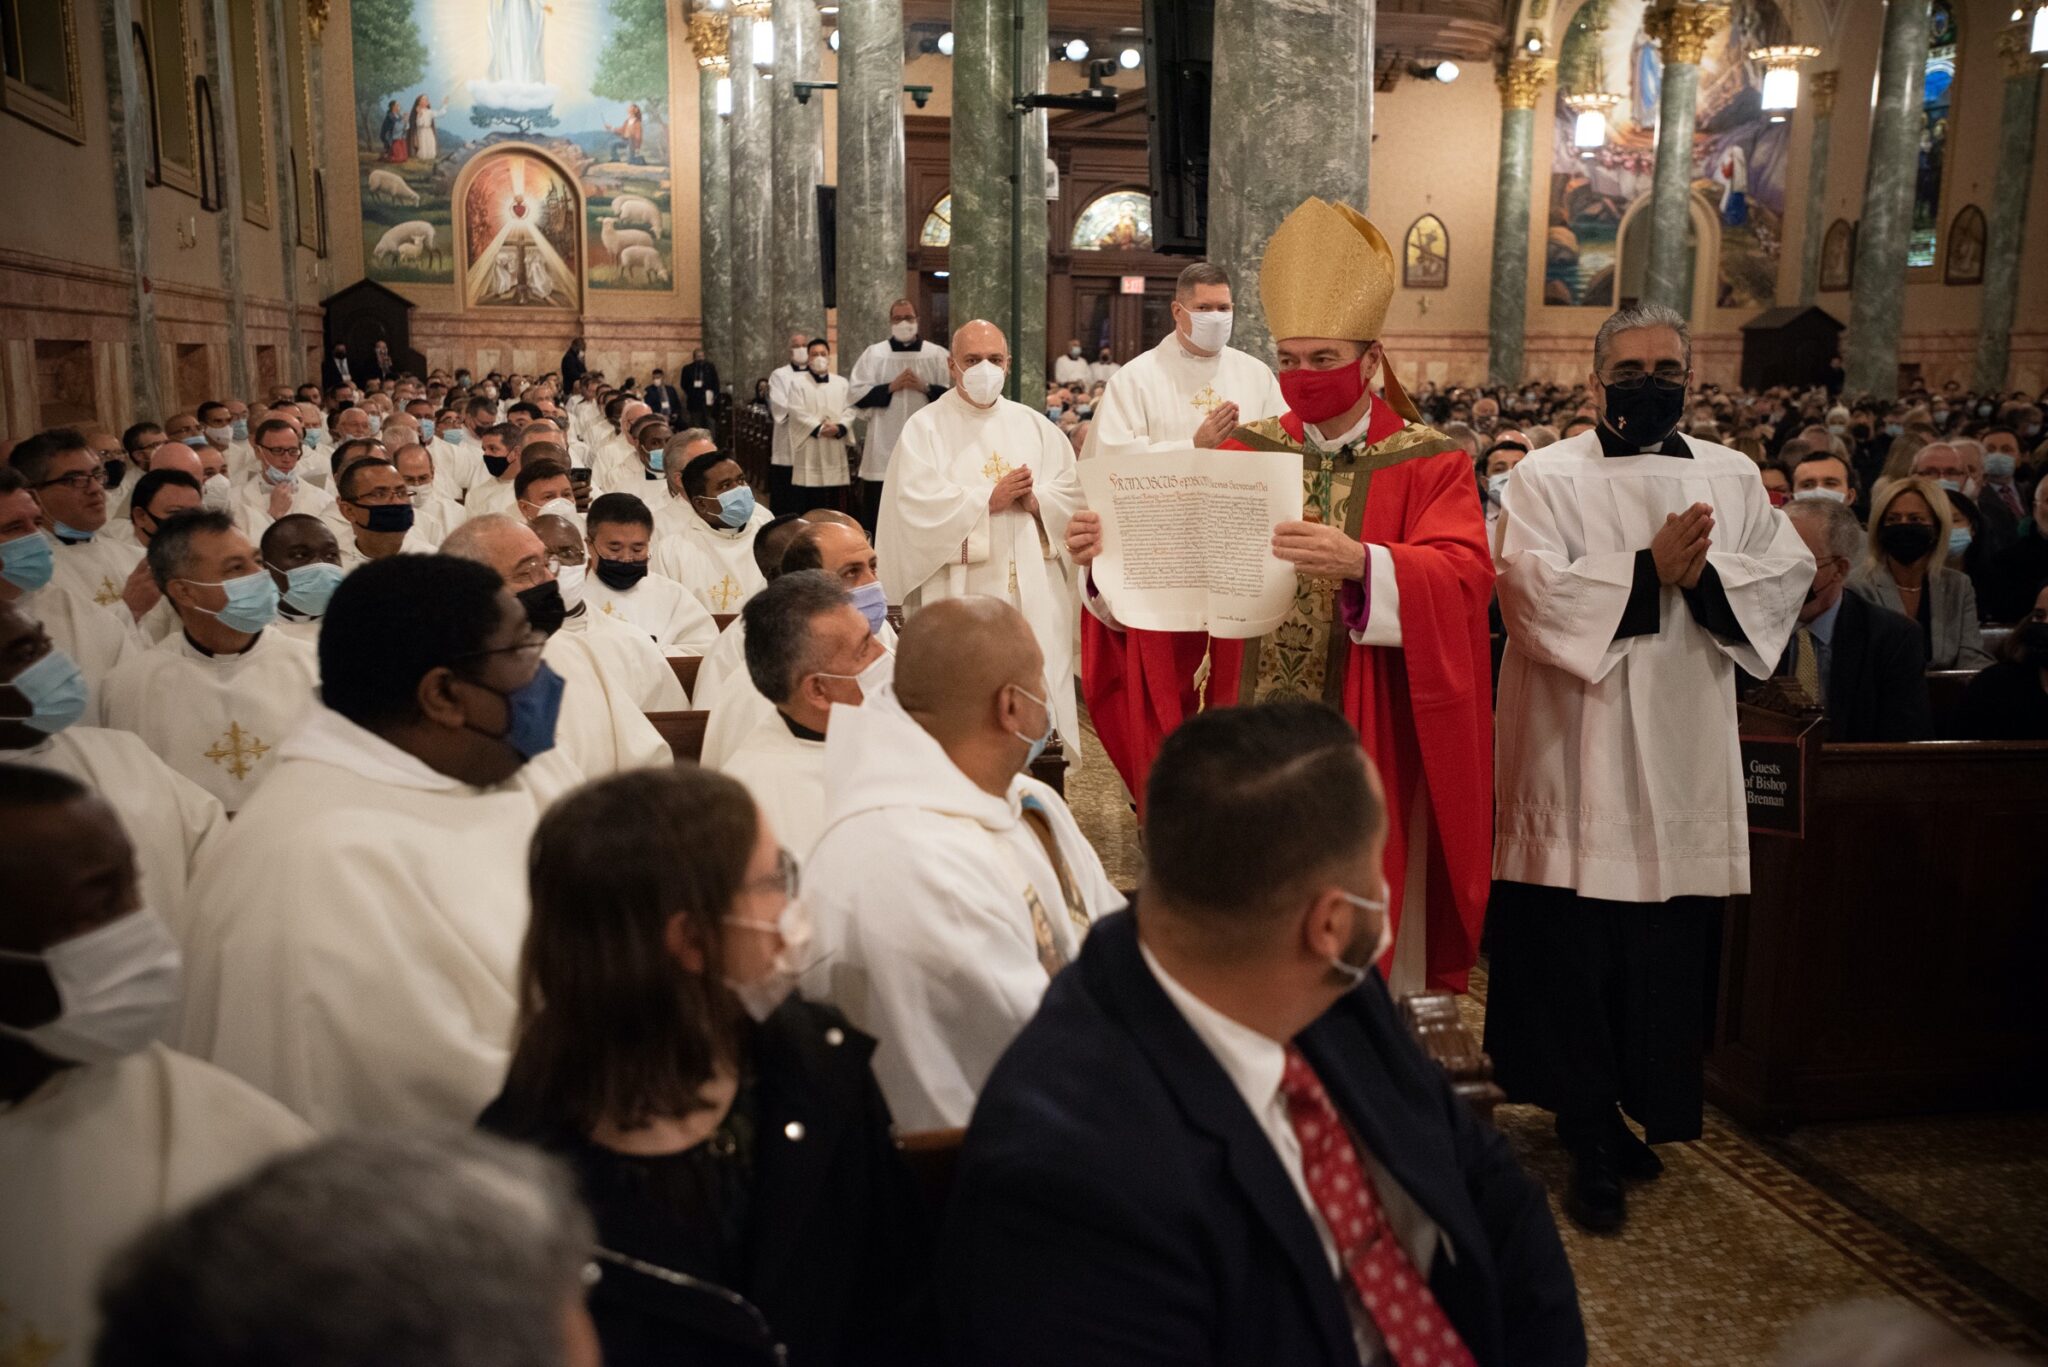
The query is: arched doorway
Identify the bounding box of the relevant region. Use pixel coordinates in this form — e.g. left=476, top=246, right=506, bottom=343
left=1616, top=192, right=1717, bottom=320
left=452, top=144, right=585, bottom=312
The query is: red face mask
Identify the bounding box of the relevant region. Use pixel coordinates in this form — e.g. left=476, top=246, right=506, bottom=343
left=1278, top=359, right=1368, bottom=425
left=1767, top=487, right=1790, bottom=507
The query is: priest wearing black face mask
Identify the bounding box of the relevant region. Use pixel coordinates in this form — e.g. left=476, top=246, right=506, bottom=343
left=583, top=493, right=719, bottom=657
left=441, top=515, right=670, bottom=776
left=1486, top=304, right=1815, bottom=1234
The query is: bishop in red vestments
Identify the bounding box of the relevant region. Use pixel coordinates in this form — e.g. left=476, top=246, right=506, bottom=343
left=1072, top=197, right=1494, bottom=993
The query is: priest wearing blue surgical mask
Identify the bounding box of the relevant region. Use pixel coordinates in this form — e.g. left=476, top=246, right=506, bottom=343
left=0, top=466, right=136, bottom=699
left=96, top=509, right=321, bottom=811
left=260, top=515, right=345, bottom=643
left=654, top=448, right=771, bottom=616
left=174, top=555, right=587, bottom=1133
left=804, top=596, right=1123, bottom=1130
left=0, top=765, right=312, bottom=1367
left=721, top=569, right=890, bottom=858
left=235, top=417, right=336, bottom=535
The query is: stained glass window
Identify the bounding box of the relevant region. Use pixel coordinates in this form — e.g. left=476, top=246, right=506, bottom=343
left=1070, top=190, right=1153, bottom=251
left=1907, top=0, right=1956, bottom=269
left=919, top=193, right=951, bottom=248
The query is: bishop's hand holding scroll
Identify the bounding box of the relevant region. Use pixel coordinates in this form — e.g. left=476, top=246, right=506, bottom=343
left=1073, top=444, right=1303, bottom=639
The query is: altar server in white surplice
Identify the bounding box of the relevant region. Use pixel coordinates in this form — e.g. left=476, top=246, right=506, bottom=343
left=441, top=514, right=669, bottom=776
left=531, top=513, right=688, bottom=712
left=0, top=770, right=311, bottom=1367
left=722, top=569, right=889, bottom=858
left=97, top=512, right=320, bottom=812
left=0, top=603, right=225, bottom=917
left=780, top=338, right=859, bottom=511
left=584, top=493, right=719, bottom=655
left=877, top=320, right=1086, bottom=754
left=1080, top=261, right=1284, bottom=461
left=655, top=448, right=772, bottom=615
left=847, top=300, right=951, bottom=525
left=805, top=598, right=1123, bottom=1130
left=1485, top=306, right=1813, bottom=1234
left=174, top=556, right=585, bottom=1133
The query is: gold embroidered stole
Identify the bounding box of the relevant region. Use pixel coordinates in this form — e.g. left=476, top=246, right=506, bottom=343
left=1228, top=417, right=1455, bottom=706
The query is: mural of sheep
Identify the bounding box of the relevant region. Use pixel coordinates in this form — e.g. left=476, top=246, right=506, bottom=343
left=599, top=216, right=655, bottom=264
left=609, top=195, right=663, bottom=233
left=617, top=243, right=671, bottom=286
left=373, top=221, right=439, bottom=267
left=367, top=168, right=422, bottom=205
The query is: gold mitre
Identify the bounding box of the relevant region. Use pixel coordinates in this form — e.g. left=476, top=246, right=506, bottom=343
left=1260, top=197, right=1396, bottom=343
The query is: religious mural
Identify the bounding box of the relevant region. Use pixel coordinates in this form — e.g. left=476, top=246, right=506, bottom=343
left=1070, top=190, right=1153, bottom=251
left=1545, top=0, right=1791, bottom=310
left=1945, top=204, right=1985, bottom=286
left=459, top=150, right=582, bottom=308
left=350, top=0, right=674, bottom=293
left=1404, top=214, right=1449, bottom=289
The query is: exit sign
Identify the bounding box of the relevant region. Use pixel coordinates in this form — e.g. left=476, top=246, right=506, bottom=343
left=1120, top=275, right=1145, bottom=295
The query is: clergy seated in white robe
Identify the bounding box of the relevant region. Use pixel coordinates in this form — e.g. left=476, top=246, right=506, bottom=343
left=430, top=427, right=489, bottom=504
left=460, top=430, right=523, bottom=520
left=403, top=478, right=469, bottom=548
left=256, top=514, right=346, bottom=646
left=442, top=514, right=671, bottom=776
left=584, top=493, right=720, bottom=656
left=48, top=528, right=144, bottom=626
left=654, top=452, right=773, bottom=615
left=805, top=598, right=1124, bottom=1130
left=777, top=355, right=859, bottom=512
left=877, top=343, right=1087, bottom=757
left=232, top=470, right=336, bottom=540
left=530, top=514, right=688, bottom=713
left=1079, top=316, right=1285, bottom=461
left=1053, top=346, right=1092, bottom=386
left=0, top=769, right=313, bottom=1367
left=174, top=556, right=587, bottom=1132
left=6, top=579, right=135, bottom=718
left=1483, top=321, right=1812, bottom=1207
left=847, top=323, right=951, bottom=497
left=330, top=457, right=439, bottom=569
left=720, top=569, right=889, bottom=858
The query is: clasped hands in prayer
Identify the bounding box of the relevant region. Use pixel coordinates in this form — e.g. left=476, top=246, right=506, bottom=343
left=989, top=466, right=1038, bottom=516
left=1063, top=504, right=1366, bottom=581
left=1652, top=503, right=1715, bottom=589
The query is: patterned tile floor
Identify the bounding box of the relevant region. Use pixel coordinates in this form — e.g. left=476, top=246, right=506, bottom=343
left=1064, top=713, right=2048, bottom=1365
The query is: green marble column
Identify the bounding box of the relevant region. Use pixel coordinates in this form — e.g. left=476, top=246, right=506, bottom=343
left=1640, top=4, right=1720, bottom=318
left=100, top=0, right=162, bottom=414
left=1845, top=0, right=1931, bottom=399
left=263, top=0, right=304, bottom=384
left=837, top=0, right=907, bottom=376
left=729, top=25, right=779, bottom=400
left=1796, top=71, right=1838, bottom=305
left=200, top=0, right=250, bottom=394
left=1973, top=28, right=2042, bottom=394
left=771, top=0, right=826, bottom=343
left=1208, top=0, right=1375, bottom=360
left=689, top=14, right=735, bottom=391
left=951, top=0, right=1047, bottom=401
left=1488, top=57, right=1553, bottom=387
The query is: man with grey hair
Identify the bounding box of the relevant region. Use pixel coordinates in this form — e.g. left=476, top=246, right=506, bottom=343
left=94, top=1132, right=601, bottom=1367
left=1487, top=302, right=1814, bottom=1233
left=723, top=569, right=887, bottom=855
left=1774, top=495, right=1929, bottom=741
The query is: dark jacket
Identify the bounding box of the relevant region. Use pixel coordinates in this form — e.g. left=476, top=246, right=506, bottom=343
left=320, top=354, right=353, bottom=392
left=645, top=383, right=685, bottom=418
left=1824, top=590, right=1931, bottom=742
left=562, top=346, right=588, bottom=387
left=937, top=910, right=1586, bottom=1367
left=682, top=359, right=721, bottom=411
left=482, top=998, right=930, bottom=1367
left=1982, top=521, right=2048, bottom=624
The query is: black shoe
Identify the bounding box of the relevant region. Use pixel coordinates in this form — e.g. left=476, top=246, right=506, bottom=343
left=1607, top=1112, right=1664, bottom=1182
left=1562, top=1134, right=1627, bottom=1233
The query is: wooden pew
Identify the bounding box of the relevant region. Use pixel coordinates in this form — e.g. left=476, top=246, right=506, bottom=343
left=646, top=710, right=709, bottom=764
left=667, top=654, right=703, bottom=697
left=1925, top=668, right=1980, bottom=735
left=1708, top=738, right=2048, bottom=1128
left=713, top=613, right=736, bottom=633
left=1981, top=624, right=2014, bottom=658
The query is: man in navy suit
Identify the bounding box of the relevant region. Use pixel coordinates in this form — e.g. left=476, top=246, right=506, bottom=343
left=939, top=701, right=1585, bottom=1367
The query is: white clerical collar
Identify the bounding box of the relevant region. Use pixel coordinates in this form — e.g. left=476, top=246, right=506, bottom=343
left=1138, top=937, right=1287, bottom=1119
left=275, top=704, right=467, bottom=792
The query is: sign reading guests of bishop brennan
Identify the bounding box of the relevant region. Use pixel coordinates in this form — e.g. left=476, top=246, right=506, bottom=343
left=351, top=0, right=676, bottom=296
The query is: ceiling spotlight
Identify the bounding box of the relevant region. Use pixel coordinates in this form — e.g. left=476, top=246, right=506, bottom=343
left=1523, top=28, right=1544, bottom=54
left=1118, top=46, right=1141, bottom=69
left=828, top=28, right=839, bottom=49
left=818, top=3, right=837, bottom=11
left=1063, top=37, right=1091, bottom=61
left=937, top=29, right=954, bottom=56
left=1405, top=58, right=1458, bottom=82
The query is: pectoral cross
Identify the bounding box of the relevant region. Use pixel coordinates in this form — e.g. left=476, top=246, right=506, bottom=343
left=1191, top=384, right=1222, bottom=413
left=708, top=574, right=742, bottom=611
left=93, top=576, right=120, bottom=606
left=982, top=452, right=1012, bottom=481
left=203, top=722, right=271, bottom=781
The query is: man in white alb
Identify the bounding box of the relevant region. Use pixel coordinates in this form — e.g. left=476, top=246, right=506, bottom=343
left=655, top=447, right=772, bottom=615
left=0, top=469, right=134, bottom=708
left=530, top=513, right=688, bottom=712
left=1053, top=338, right=1092, bottom=387
left=1081, top=261, right=1284, bottom=460
left=584, top=492, right=719, bottom=656
left=776, top=338, right=858, bottom=515
left=96, top=511, right=320, bottom=812
left=1486, top=304, right=1814, bottom=1234
left=876, top=320, right=1086, bottom=754
left=766, top=331, right=813, bottom=510
left=393, top=441, right=469, bottom=546
left=722, top=569, right=887, bottom=857
left=13, top=429, right=152, bottom=629
left=805, top=597, right=1123, bottom=1131
left=847, top=299, right=952, bottom=533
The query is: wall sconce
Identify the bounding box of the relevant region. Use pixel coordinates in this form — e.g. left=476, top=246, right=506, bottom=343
left=1750, top=45, right=1821, bottom=122
left=751, top=19, right=775, bottom=74
left=1564, top=90, right=1621, bottom=155
left=716, top=75, right=733, bottom=116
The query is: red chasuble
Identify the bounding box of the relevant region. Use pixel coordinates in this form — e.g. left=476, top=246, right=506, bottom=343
left=1082, top=395, right=1495, bottom=990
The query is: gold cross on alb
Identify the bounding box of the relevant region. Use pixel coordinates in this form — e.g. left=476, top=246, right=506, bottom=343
left=982, top=452, right=1012, bottom=481
left=93, top=577, right=120, bottom=606
left=203, top=722, right=270, bottom=781
left=708, top=574, right=742, bottom=611
left=1191, top=384, right=1222, bottom=413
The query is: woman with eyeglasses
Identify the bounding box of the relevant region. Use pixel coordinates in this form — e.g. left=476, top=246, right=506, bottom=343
left=1847, top=476, right=1992, bottom=670
left=480, top=766, right=929, bottom=1367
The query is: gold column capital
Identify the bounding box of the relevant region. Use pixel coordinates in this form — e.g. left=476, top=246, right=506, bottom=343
left=1997, top=24, right=2043, bottom=80
left=689, top=10, right=733, bottom=71
left=1642, top=3, right=1727, bottom=67
left=1497, top=55, right=1559, bottom=109
left=1808, top=68, right=1838, bottom=117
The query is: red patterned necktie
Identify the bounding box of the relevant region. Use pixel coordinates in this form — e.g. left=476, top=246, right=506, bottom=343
left=1279, top=1046, right=1476, bottom=1367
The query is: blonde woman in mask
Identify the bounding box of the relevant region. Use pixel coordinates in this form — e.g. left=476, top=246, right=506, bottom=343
left=1848, top=476, right=1992, bottom=669
left=480, top=767, right=928, bottom=1367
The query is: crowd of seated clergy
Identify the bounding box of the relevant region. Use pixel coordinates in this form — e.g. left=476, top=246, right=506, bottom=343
left=2, top=353, right=2044, bottom=1367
